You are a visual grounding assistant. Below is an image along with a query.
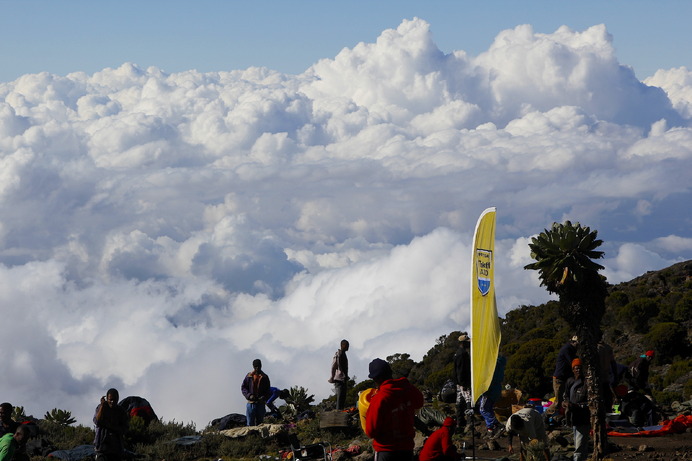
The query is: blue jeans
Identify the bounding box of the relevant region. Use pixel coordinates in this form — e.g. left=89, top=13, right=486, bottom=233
left=479, top=395, right=498, bottom=429
left=246, top=402, right=266, bottom=426
left=573, top=424, right=590, bottom=461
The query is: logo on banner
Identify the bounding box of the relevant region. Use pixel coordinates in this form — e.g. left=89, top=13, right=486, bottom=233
left=475, top=248, right=492, bottom=296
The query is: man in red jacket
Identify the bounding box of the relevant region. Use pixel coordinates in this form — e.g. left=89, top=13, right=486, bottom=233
left=419, top=417, right=461, bottom=461
left=365, top=358, right=424, bottom=461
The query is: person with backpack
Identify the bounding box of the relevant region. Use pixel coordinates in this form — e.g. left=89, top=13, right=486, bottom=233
left=328, top=339, right=349, bottom=410
left=365, top=358, right=424, bottom=461
left=93, top=388, right=129, bottom=461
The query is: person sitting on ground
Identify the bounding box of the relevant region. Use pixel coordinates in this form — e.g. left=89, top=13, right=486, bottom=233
left=0, top=424, right=29, bottom=461
left=93, top=388, right=129, bottom=461
left=506, top=406, right=550, bottom=461
left=266, top=387, right=289, bottom=418
left=419, top=416, right=461, bottom=461
left=0, top=404, right=18, bottom=437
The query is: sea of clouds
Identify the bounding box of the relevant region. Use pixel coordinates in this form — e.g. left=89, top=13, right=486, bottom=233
left=1, top=18, right=691, bottom=428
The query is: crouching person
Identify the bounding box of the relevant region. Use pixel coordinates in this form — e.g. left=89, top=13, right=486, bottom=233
left=506, top=406, right=550, bottom=461
left=419, top=417, right=461, bottom=461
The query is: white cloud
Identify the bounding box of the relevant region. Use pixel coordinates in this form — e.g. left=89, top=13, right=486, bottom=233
left=0, top=18, right=690, bottom=428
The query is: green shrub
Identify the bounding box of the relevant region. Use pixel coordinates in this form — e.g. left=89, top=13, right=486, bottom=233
left=673, top=292, right=692, bottom=322
left=644, top=322, right=688, bottom=363
left=663, top=358, right=692, bottom=387
left=618, top=298, right=659, bottom=333
left=423, top=364, right=453, bottom=393
left=652, top=390, right=682, bottom=406
left=37, top=421, right=95, bottom=451
left=606, top=290, right=629, bottom=308
left=504, top=338, right=554, bottom=398
left=684, top=379, right=692, bottom=400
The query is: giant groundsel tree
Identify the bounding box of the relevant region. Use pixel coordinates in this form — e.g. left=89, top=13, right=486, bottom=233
left=524, top=221, right=609, bottom=460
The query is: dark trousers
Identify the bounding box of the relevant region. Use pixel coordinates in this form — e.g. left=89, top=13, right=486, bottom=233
left=334, top=380, right=347, bottom=409
left=374, top=450, right=414, bottom=461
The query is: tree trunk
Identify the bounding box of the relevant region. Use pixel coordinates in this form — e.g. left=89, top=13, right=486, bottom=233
left=575, top=324, right=607, bottom=460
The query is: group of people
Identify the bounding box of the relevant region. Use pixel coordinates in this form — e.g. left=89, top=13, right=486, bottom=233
left=0, top=403, right=29, bottom=461
left=547, top=335, right=657, bottom=461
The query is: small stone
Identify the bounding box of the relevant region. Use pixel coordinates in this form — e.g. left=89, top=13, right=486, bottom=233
left=637, top=444, right=652, bottom=452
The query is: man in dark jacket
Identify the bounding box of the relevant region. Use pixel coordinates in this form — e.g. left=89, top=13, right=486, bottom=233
left=365, top=358, right=424, bottom=461
left=241, top=359, right=271, bottom=426
left=453, top=333, right=471, bottom=431
left=627, top=350, right=654, bottom=396
left=93, top=388, right=129, bottom=461
left=552, top=335, right=578, bottom=413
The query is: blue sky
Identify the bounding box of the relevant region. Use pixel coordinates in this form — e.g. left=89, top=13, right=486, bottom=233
left=2, top=0, right=691, bottom=82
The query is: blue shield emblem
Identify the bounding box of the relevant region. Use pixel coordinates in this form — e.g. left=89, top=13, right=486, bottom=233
left=475, top=248, right=492, bottom=296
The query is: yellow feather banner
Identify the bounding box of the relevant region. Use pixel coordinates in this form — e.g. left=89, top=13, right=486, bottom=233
left=470, top=207, right=502, bottom=404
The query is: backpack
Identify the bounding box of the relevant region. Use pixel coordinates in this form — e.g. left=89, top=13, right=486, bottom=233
left=439, top=379, right=457, bottom=403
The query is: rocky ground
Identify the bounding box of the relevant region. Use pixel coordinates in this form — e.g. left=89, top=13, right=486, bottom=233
left=464, top=423, right=692, bottom=460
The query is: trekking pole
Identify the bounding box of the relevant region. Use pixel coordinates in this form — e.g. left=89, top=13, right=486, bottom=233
left=466, top=408, right=476, bottom=460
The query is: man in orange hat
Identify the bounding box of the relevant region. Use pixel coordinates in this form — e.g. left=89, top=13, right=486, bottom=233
left=564, top=358, right=589, bottom=461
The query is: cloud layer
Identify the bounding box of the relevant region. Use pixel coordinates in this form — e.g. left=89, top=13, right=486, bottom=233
left=1, top=19, right=690, bottom=427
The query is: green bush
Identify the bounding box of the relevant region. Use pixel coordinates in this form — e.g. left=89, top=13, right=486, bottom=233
left=684, top=379, right=692, bottom=401
left=673, top=292, right=692, bottom=322
left=423, top=364, right=453, bottom=393
left=606, top=290, right=629, bottom=308
left=37, top=421, right=95, bottom=451
left=662, top=358, right=692, bottom=387
left=644, top=322, right=688, bottom=363
left=504, top=338, right=554, bottom=398
left=653, top=390, right=682, bottom=406
left=618, top=298, right=659, bottom=333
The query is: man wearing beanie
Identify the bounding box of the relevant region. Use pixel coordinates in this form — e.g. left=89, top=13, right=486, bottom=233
left=241, top=359, right=271, bottom=426
left=365, top=358, right=424, bottom=461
